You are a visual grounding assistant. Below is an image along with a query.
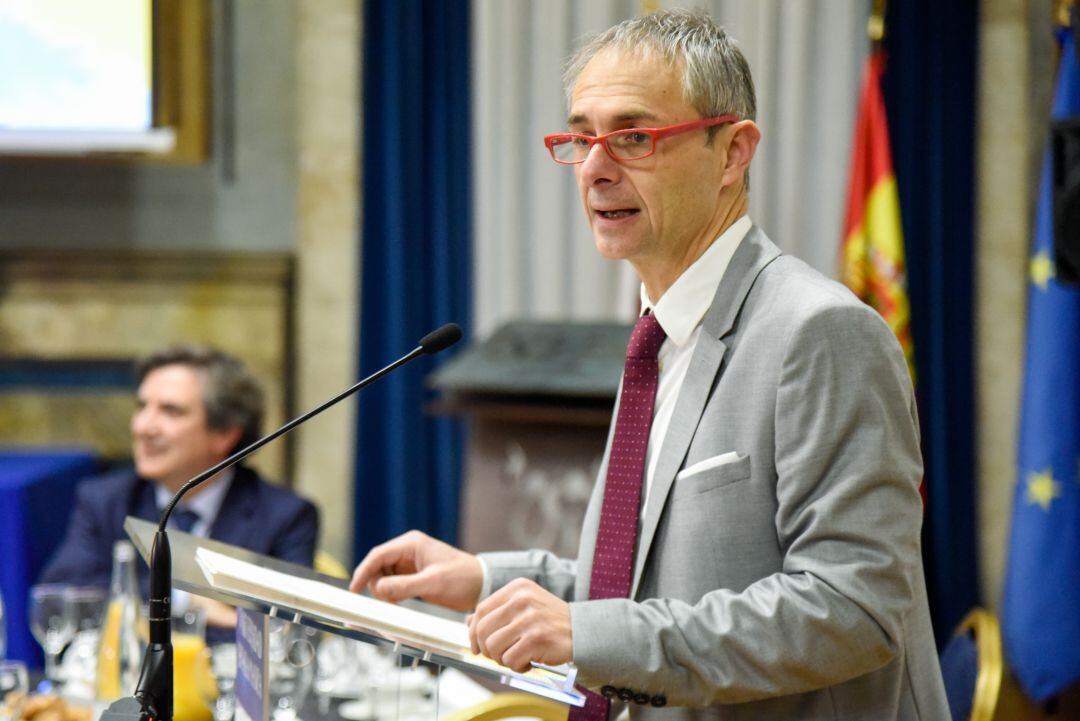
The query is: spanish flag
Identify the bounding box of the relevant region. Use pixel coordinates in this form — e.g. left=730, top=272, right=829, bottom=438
left=841, top=49, right=915, bottom=380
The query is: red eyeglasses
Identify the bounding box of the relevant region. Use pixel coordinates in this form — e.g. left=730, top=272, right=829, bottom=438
left=544, top=114, right=739, bottom=164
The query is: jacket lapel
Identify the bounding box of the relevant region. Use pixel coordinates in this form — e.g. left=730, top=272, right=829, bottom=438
left=206, top=467, right=259, bottom=548
left=130, top=478, right=161, bottom=597
left=131, top=477, right=160, bottom=524
left=631, top=226, right=782, bottom=596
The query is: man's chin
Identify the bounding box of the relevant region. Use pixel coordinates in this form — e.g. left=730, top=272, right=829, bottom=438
left=135, top=460, right=180, bottom=488
left=593, top=235, right=642, bottom=261
left=133, top=459, right=156, bottom=479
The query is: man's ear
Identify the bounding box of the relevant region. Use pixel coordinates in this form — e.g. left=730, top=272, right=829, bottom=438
left=721, top=120, right=761, bottom=187
left=210, top=426, right=244, bottom=458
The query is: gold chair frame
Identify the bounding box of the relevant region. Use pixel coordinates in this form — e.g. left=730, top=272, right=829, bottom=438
left=440, top=692, right=569, bottom=721
left=953, top=608, right=1003, bottom=721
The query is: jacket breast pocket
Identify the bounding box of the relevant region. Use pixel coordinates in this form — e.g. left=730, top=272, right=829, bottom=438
left=671, top=452, right=751, bottom=499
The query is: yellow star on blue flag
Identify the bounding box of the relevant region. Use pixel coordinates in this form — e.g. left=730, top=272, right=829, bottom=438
left=1030, top=251, right=1055, bottom=290
left=1025, top=468, right=1061, bottom=510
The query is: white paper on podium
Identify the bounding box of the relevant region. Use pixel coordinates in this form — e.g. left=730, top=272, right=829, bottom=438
left=196, top=547, right=472, bottom=651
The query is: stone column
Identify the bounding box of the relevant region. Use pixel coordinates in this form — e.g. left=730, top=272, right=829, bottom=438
left=293, top=0, right=361, bottom=566
left=976, top=0, right=1052, bottom=608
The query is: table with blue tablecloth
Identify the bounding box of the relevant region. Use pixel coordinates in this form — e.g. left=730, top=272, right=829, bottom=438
left=0, top=448, right=100, bottom=666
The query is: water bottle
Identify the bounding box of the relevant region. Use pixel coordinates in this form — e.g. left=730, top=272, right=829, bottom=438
left=96, top=541, right=145, bottom=701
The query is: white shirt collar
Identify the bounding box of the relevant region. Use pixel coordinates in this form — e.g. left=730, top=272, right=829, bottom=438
left=640, top=215, right=753, bottom=347
left=155, top=467, right=235, bottom=531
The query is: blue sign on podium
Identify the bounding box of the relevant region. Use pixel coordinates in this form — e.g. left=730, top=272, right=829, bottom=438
left=235, top=608, right=269, bottom=721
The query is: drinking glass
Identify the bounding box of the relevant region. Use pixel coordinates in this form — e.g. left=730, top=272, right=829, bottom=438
left=0, top=660, right=29, bottom=721
left=65, top=587, right=106, bottom=634
left=173, top=607, right=211, bottom=721
left=28, top=585, right=75, bottom=685
left=200, top=644, right=237, bottom=721
left=312, top=636, right=364, bottom=715
left=366, top=656, right=435, bottom=721
left=267, top=620, right=316, bottom=721
left=61, top=587, right=106, bottom=698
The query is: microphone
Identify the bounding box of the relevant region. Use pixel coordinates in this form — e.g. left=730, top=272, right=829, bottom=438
left=109, top=324, right=464, bottom=721
left=420, top=323, right=462, bottom=354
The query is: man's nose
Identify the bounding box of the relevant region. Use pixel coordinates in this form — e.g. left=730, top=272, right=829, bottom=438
left=578, top=141, right=620, bottom=186
left=132, top=407, right=155, bottom=434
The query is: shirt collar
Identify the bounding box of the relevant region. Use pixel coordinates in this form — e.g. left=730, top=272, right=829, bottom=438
left=640, top=215, right=753, bottom=347
left=155, top=467, right=235, bottom=530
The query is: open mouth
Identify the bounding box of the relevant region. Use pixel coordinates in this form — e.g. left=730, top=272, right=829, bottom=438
left=596, top=209, right=639, bottom=220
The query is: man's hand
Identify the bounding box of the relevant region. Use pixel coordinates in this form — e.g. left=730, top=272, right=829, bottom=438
left=349, top=530, right=483, bottom=612
left=467, top=578, right=572, bottom=673
left=190, top=595, right=238, bottom=628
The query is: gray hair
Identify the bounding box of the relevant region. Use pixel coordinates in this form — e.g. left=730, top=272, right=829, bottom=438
left=136, top=344, right=264, bottom=454
left=564, top=9, right=756, bottom=127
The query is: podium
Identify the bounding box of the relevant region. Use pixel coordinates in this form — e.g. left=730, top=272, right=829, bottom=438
left=124, top=517, right=585, bottom=719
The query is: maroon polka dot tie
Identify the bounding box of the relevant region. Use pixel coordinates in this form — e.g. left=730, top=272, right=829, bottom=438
left=570, top=312, right=666, bottom=721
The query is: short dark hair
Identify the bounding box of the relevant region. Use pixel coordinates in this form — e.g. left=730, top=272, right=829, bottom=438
left=136, top=344, right=264, bottom=454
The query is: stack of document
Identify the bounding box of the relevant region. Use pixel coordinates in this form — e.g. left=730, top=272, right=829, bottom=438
left=196, top=547, right=471, bottom=653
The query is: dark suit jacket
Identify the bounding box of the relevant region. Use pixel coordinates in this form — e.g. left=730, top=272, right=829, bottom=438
left=40, top=465, right=319, bottom=599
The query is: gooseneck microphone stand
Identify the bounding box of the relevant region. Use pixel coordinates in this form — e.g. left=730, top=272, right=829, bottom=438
left=99, top=324, right=463, bottom=721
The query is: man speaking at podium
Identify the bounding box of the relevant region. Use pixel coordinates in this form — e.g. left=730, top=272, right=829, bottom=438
left=352, top=10, right=948, bottom=720
left=41, top=345, right=319, bottom=629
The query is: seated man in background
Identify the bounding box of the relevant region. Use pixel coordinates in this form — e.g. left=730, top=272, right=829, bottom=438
left=41, top=344, right=319, bottom=630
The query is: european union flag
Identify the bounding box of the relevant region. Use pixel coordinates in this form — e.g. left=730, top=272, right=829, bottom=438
left=1001, top=24, right=1080, bottom=702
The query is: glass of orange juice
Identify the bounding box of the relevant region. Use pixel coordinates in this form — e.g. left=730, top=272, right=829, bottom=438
left=173, top=607, right=212, bottom=721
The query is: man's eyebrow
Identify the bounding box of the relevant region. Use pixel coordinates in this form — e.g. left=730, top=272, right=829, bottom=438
left=566, top=110, right=660, bottom=126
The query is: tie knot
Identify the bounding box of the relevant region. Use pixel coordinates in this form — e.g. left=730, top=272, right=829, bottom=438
left=172, top=508, right=201, bottom=534
left=626, top=312, right=666, bottom=359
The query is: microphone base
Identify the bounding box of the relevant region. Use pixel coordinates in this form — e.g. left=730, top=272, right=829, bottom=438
left=99, top=697, right=150, bottom=721
left=133, top=642, right=173, bottom=721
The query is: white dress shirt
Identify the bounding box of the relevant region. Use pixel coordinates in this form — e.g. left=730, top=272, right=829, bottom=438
left=637, top=215, right=751, bottom=516
left=154, top=468, right=235, bottom=538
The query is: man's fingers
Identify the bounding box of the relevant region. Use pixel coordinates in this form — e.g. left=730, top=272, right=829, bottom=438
left=476, top=619, right=521, bottom=666
left=472, top=578, right=517, bottom=618
left=472, top=594, right=525, bottom=662
left=468, top=579, right=573, bottom=670
left=349, top=565, right=376, bottom=593
left=370, top=565, right=443, bottom=603
left=350, top=561, right=390, bottom=593
left=349, top=536, right=416, bottom=593
left=348, top=531, right=482, bottom=612
left=499, top=639, right=536, bottom=674
left=466, top=614, right=480, bottom=655
left=370, top=574, right=411, bottom=602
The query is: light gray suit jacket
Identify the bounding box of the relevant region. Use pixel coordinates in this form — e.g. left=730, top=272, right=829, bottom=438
left=482, top=228, right=949, bottom=720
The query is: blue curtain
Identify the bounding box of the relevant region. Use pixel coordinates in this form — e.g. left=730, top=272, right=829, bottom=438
left=354, top=0, right=472, bottom=562
left=882, top=1, right=980, bottom=638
